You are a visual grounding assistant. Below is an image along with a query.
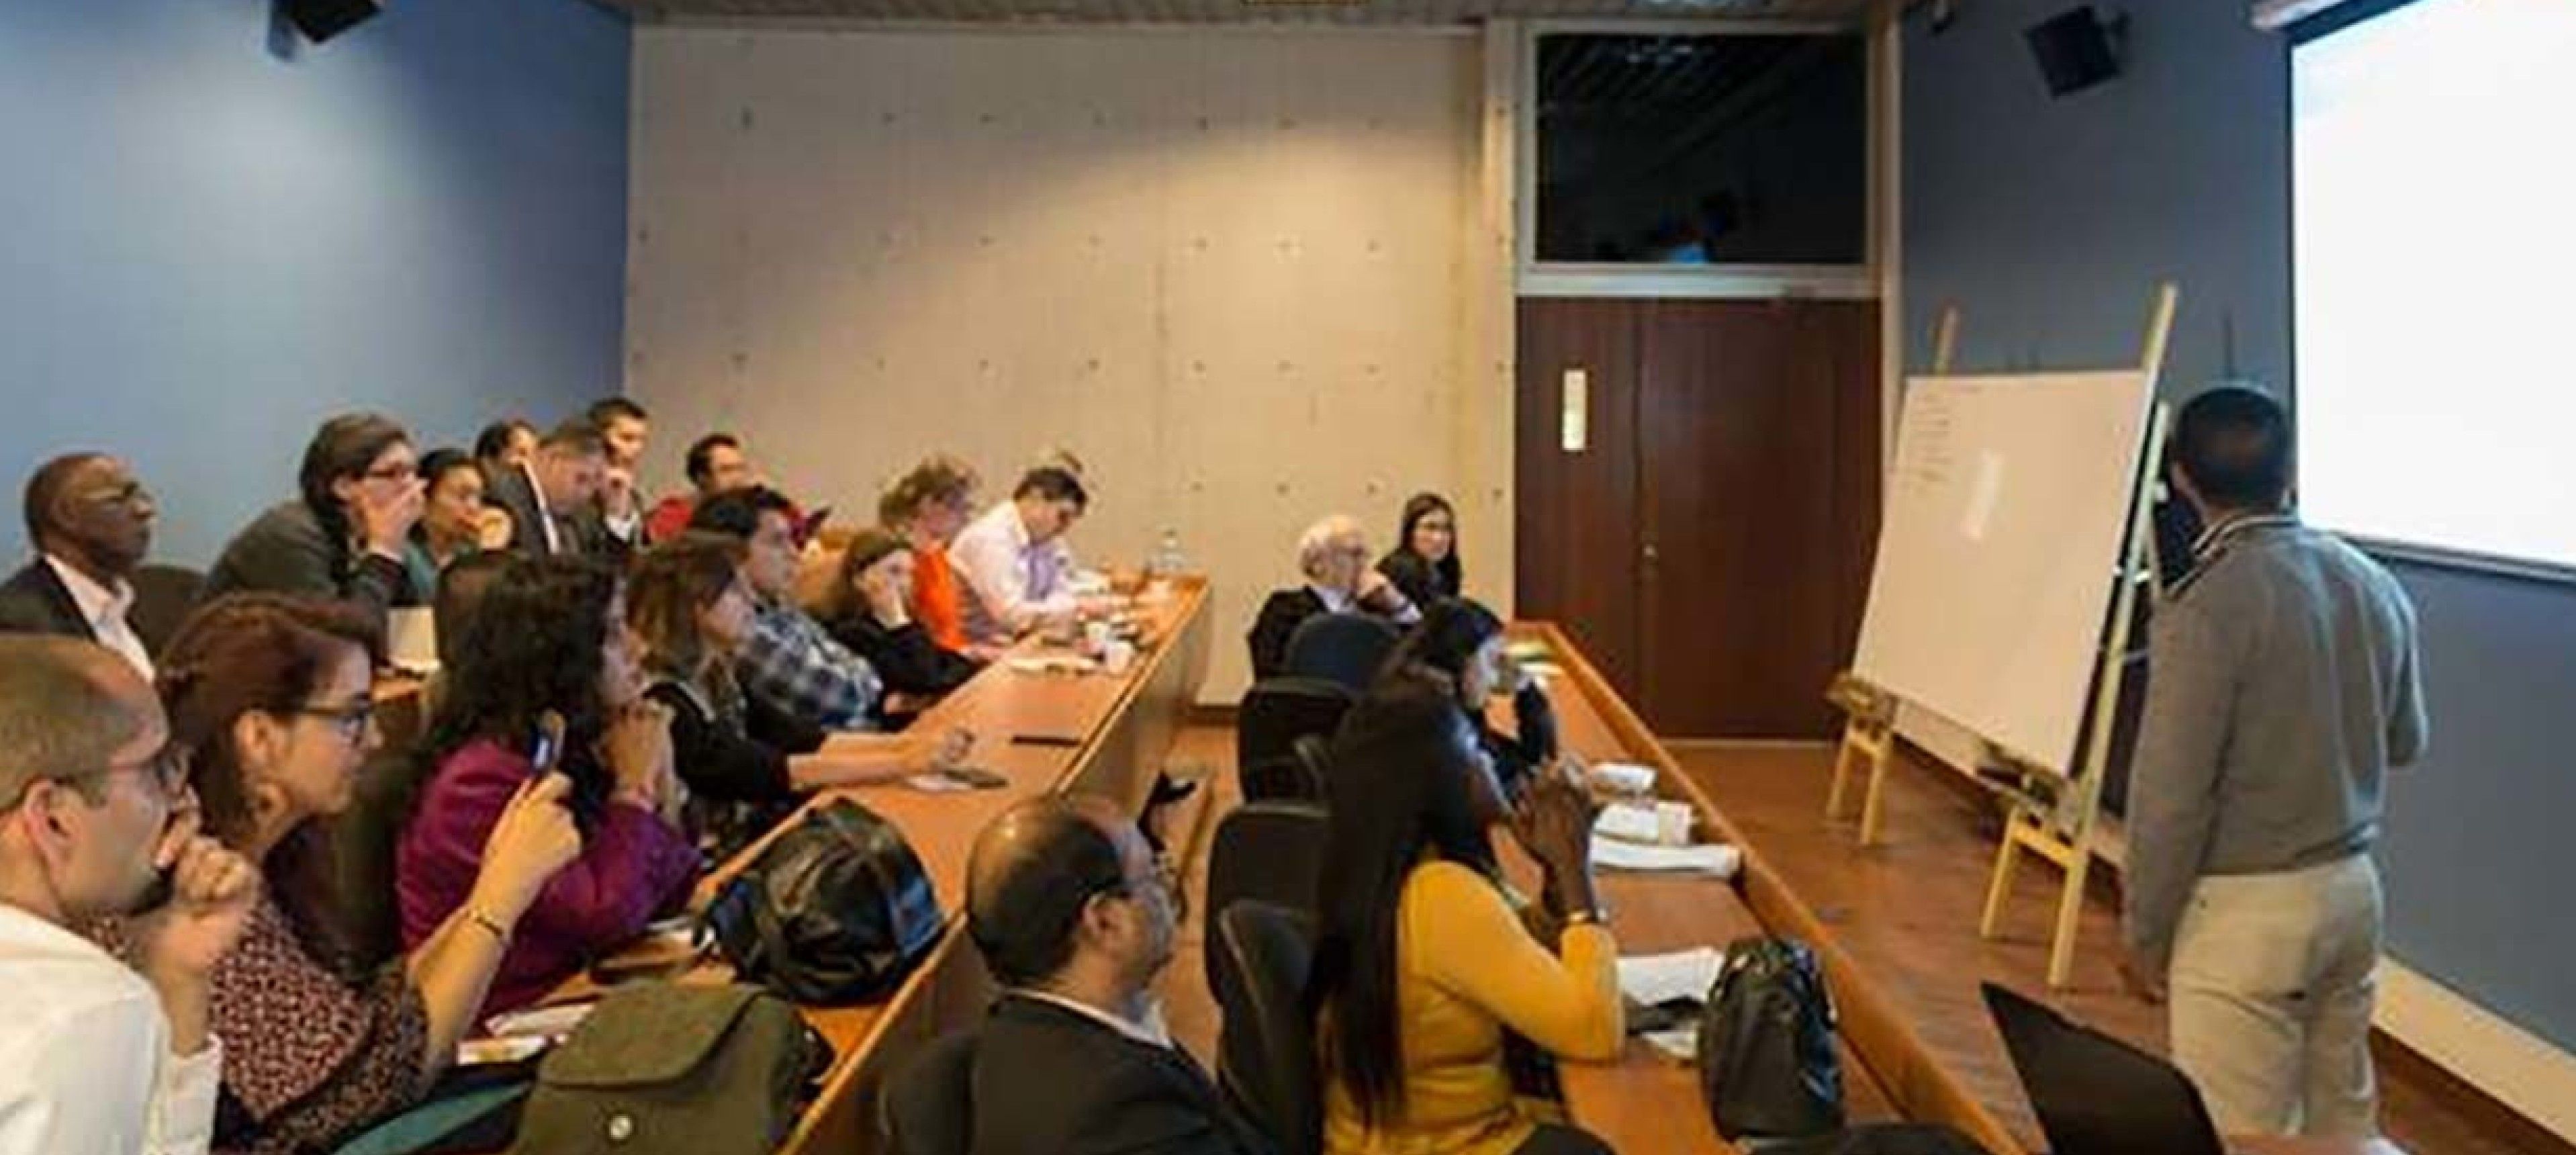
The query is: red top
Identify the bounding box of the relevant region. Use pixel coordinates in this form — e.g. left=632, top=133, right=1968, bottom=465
left=912, top=545, right=968, bottom=652
left=644, top=496, right=697, bottom=545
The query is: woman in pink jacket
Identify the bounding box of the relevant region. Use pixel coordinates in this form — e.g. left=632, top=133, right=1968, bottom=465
left=397, top=555, right=700, bottom=1015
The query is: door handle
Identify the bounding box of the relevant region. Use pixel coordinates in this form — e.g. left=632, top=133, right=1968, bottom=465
left=1642, top=543, right=1661, bottom=563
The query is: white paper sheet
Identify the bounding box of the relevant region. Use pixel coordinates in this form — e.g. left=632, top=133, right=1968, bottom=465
left=1593, top=802, right=1662, bottom=844
left=1590, top=837, right=1742, bottom=878
left=1618, top=946, right=1728, bottom=1007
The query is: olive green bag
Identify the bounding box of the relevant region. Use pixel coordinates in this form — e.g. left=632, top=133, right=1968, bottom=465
left=509, top=982, right=822, bottom=1155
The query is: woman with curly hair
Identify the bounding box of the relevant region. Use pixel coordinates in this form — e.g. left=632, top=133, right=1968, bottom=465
left=396, top=555, right=700, bottom=1016
left=145, top=593, right=581, bottom=1154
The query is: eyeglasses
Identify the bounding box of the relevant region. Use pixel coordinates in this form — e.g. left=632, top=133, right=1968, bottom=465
left=362, top=463, right=418, bottom=483
left=76, top=480, right=154, bottom=510
left=295, top=700, right=379, bottom=744
left=6, top=742, right=195, bottom=811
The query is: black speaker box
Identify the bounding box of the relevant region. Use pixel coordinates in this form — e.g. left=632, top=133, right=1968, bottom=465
left=283, top=0, right=383, bottom=44
left=2025, top=6, right=2125, bottom=97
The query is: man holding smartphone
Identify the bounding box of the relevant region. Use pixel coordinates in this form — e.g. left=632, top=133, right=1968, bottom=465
left=0, top=637, right=261, bottom=1155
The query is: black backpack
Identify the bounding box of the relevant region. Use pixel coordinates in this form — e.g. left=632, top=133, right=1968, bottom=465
left=1696, top=936, right=1845, bottom=1141
left=705, top=798, right=944, bottom=1005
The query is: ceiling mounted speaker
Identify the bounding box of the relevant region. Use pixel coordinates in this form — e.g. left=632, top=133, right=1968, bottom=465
left=282, top=0, right=383, bottom=44
left=2025, top=5, right=2128, bottom=97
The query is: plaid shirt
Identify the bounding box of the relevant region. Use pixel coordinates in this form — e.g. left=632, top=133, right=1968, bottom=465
left=735, top=599, right=882, bottom=731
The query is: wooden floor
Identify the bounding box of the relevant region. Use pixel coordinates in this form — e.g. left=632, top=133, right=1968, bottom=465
left=1150, top=726, right=2547, bottom=1155
left=1673, top=739, right=2544, bottom=1155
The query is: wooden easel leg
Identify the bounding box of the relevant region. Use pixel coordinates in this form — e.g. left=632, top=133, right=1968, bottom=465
left=1980, top=817, right=2023, bottom=939
left=2048, top=845, right=2092, bottom=988
left=1825, top=727, right=1858, bottom=821
left=1855, top=730, right=1892, bottom=847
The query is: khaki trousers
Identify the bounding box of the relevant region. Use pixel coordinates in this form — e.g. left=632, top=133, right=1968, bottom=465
left=2168, top=853, right=2383, bottom=1138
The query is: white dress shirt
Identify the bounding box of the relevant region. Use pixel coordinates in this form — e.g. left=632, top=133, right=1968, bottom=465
left=518, top=463, right=567, bottom=555
left=1014, top=988, right=1175, bottom=1051
left=45, top=555, right=154, bottom=679
left=950, top=502, right=1080, bottom=645
left=0, top=904, right=220, bottom=1155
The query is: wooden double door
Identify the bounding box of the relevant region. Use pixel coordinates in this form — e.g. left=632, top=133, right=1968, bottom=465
left=1515, top=297, right=1881, bottom=739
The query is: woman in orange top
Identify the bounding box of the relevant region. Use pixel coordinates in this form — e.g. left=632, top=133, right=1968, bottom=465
left=878, top=454, right=983, bottom=655
left=1312, top=671, right=1621, bottom=1155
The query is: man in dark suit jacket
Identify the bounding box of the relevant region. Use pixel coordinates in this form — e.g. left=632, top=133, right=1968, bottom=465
left=0, top=453, right=159, bottom=675
left=894, top=794, right=1271, bottom=1155
left=1246, top=514, right=1419, bottom=681
left=486, top=418, right=623, bottom=560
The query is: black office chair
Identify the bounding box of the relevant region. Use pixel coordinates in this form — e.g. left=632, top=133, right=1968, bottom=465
left=881, top=1028, right=979, bottom=1155
left=1213, top=901, right=1322, bottom=1155
left=128, top=563, right=203, bottom=657
left=1237, top=678, right=1352, bottom=802
left=1203, top=802, right=1329, bottom=995
left=1282, top=612, right=1401, bottom=694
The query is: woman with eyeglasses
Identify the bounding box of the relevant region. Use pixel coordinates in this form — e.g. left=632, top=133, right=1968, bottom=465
left=203, top=414, right=429, bottom=628
left=397, top=556, right=700, bottom=1017
left=1246, top=514, right=1421, bottom=682
left=628, top=533, right=972, bottom=857
left=146, top=594, right=582, bottom=1155
left=1311, top=672, right=1619, bottom=1155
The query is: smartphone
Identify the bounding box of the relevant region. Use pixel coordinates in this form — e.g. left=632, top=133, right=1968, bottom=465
left=939, top=765, right=1010, bottom=790
left=531, top=710, right=567, bottom=773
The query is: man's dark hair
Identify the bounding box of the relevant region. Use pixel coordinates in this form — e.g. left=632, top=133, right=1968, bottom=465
left=684, top=433, right=743, bottom=489
left=473, top=419, right=535, bottom=463
left=2173, top=386, right=2293, bottom=510
left=966, top=798, right=1130, bottom=987
left=584, top=397, right=649, bottom=428
left=540, top=418, right=609, bottom=458
left=1013, top=466, right=1088, bottom=512
left=297, top=414, right=411, bottom=522
left=689, top=485, right=796, bottom=541
left=22, top=451, right=111, bottom=546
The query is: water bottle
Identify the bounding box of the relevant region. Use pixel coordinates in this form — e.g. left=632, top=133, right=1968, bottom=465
left=1150, top=528, right=1187, bottom=578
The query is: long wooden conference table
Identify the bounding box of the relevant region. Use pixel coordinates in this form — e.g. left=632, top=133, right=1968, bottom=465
left=1514, top=622, right=2404, bottom=1155
left=469, top=576, right=1212, bottom=1155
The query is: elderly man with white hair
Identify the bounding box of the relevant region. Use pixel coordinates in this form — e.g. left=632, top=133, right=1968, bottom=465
left=1246, top=513, right=1422, bottom=681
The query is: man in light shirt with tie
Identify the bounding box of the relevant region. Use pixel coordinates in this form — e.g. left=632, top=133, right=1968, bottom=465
left=0, top=453, right=161, bottom=676
left=0, top=637, right=261, bottom=1155
left=950, top=465, right=1091, bottom=648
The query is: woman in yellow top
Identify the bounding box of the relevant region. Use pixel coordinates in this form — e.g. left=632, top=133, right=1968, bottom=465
left=1312, top=671, right=1622, bottom=1155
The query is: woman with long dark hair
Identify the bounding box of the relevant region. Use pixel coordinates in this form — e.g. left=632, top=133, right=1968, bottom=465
left=1310, top=673, right=1619, bottom=1155
left=396, top=556, right=699, bottom=1015
left=1381, top=598, right=1560, bottom=798
left=148, top=594, right=580, bottom=1154
left=1376, top=492, right=1463, bottom=608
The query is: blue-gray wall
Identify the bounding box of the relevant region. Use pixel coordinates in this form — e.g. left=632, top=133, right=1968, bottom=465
left=1902, top=0, right=2576, bottom=1052
left=0, top=0, right=630, bottom=565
